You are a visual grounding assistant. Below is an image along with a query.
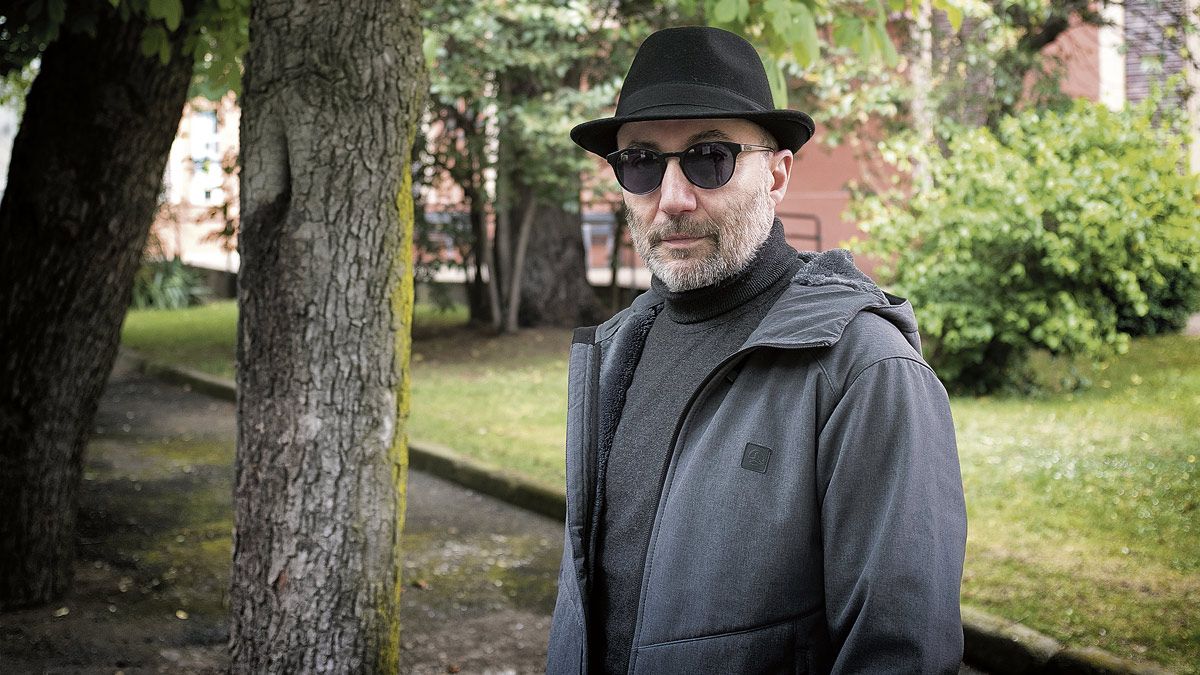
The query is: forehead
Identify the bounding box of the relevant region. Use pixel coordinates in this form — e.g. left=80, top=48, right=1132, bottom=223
left=615, top=118, right=766, bottom=150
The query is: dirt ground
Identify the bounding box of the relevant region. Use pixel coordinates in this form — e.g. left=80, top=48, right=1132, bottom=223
left=0, top=355, right=561, bottom=674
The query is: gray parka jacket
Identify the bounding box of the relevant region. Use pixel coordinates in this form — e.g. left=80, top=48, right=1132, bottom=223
left=546, top=249, right=968, bottom=674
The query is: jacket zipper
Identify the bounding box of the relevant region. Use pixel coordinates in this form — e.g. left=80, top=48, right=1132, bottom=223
left=582, top=340, right=601, bottom=599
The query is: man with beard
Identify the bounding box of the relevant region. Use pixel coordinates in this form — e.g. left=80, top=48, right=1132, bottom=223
left=546, top=27, right=967, bottom=674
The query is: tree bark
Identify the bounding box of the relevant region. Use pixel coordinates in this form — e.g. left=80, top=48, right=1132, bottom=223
left=503, top=189, right=537, bottom=333
left=0, top=6, right=194, bottom=610
left=230, top=0, right=425, bottom=671
left=514, top=179, right=604, bottom=327
left=609, top=203, right=627, bottom=314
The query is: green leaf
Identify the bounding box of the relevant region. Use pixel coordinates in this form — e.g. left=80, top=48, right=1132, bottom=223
left=832, top=18, right=861, bottom=49
left=159, top=35, right=173, bottom=64
left=713, top=0, right=738, bottom=24
left=422, top=31, right=440, bottom=69
left=766, top=57, right=788, bottom=107
left=858, top=25, right=875, bottom=59
left=736, top=0, right=751, bottom=23
left=792, top=4, right=820, bottom=67
left=140, top=25, right=167, bottom=58
left=768, top=1, right=791, bottom=37
left=942, top=2, right=964, bottom=32
left=872, top=22, right=898, bottom=67
left=148, top=0, right=184, bottom=31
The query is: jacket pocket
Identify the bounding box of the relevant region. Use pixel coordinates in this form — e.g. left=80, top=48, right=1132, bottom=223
left=629, top=610, right=819, bottom=675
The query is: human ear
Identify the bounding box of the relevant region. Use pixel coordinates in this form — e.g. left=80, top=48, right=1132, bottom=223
left=767, top=149, right=793, bottom=206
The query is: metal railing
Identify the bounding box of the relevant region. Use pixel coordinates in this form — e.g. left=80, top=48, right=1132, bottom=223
left=777, top=211, right=822, bottom=250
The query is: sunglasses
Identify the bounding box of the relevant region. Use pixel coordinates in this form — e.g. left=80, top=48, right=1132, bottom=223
left=605, top=141, right=775, bottom=195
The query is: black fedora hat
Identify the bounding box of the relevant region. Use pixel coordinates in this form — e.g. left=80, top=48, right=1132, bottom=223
left=570, top=26, right=816, bottom=157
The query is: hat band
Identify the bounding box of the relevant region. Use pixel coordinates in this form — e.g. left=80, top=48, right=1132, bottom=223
left=616, top=81, right=770, bottom=118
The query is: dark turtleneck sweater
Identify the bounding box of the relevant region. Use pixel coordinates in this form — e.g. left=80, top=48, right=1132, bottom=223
left=590, top=219, right=801, bottom=674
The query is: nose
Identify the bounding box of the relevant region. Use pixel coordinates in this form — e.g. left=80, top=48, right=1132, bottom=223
left=656, top=158, right=697, bottom=216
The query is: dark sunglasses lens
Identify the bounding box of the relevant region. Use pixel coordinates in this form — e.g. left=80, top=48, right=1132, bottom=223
left=616, top=149, right=663, bottom=193
left=682, top=142, right=736, bottom=189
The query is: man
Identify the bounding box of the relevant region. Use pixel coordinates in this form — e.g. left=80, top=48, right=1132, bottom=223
left=547, top=26, right=967, bottom=674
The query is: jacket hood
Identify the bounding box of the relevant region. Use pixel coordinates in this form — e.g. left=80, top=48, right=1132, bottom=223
left=751, top=248, right=922, bottom=354
left=600, top=248, right=922, bottom=355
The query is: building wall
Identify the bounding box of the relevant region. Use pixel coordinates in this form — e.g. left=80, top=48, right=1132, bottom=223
left=780, top=140, right=867, bottom=253
left=1124, top=0, right=1188, bottom=104
left=151, top=94, right=241, bottom=273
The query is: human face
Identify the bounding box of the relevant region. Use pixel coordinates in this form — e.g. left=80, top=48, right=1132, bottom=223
left=615, top=118, right=793, bottom=292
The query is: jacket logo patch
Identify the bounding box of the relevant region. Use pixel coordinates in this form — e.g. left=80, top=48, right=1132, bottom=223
left=741, top=443, right=772, bottom=474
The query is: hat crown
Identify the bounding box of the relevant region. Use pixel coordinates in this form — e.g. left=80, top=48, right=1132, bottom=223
left=567, top=26, right=814, bottom=157
left=616, top=27, right=774, bottom=116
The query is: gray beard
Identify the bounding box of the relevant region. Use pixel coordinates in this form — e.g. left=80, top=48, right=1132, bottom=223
left=626, top=185, right=776, bottom=293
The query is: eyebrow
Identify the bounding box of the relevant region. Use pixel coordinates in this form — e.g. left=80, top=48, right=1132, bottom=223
left=624, top=128, right=732, bottom=151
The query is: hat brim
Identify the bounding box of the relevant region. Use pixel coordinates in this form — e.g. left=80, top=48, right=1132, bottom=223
left=570, top=105, right=816, bottom=157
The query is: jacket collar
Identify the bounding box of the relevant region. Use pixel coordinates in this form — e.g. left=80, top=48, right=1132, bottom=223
left=595, top=248, right=922, bottom=355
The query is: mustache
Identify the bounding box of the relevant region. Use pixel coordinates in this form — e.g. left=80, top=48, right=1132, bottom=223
left=645, top=217, right=718, bottom=245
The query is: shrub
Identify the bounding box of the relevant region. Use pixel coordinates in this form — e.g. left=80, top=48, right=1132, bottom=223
left=130, top=256, right=211, bottom=310
left=850, top=94, right=1200, bottom=393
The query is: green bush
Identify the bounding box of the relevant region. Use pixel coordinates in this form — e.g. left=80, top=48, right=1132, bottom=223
left=851, top=94, right=1200, bottom=393
left=130, top=256, right=211, bottom=310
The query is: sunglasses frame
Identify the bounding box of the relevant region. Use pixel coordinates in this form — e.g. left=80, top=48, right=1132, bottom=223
left=605, top=141, right=776, bottom=195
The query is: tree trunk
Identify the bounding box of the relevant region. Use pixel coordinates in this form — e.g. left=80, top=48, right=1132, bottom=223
left=503, top=189, right=537, bottom=333
left=464, top=195, right=492, bottom=325
left=0, top=6, right=194, bottom=610
left=514, top=181, right=603, bottom=327
left=609, top=203, right=627, bottom=314
left=230, top=0, right=425, bottom=670
left=908, top=0, right=935, bottom=192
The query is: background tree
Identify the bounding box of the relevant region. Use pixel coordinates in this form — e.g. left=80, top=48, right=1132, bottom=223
left=421, top=0, right=634, bottom=330
left=228, top=0, right=425, bottom=670
left=0, top=0, right=245, bottom=610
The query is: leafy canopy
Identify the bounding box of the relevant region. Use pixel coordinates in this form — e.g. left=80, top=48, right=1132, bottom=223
left=0, top=0, right=247, bottom=100
left=679, top=0, right=975, bottom=105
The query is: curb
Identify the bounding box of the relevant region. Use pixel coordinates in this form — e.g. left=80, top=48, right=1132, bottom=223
left=959, top=606, right=1173, bottom=674
left=117, top=348, right=1175, bottom=675
left=407, top=440, right=565, bottom=521
left=117, top=348, right=565, bottom=522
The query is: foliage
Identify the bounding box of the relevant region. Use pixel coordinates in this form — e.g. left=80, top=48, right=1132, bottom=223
left=850, top=89, right=1200, bottom=393
left=130, top=256, right=210, bottom=310
left=680, top=0, right=973, bottom=106
left=422, top=0, right=625, bottom=210
left=0, top=0, right=247, bottom=101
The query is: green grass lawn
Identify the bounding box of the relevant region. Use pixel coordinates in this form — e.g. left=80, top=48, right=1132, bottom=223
left=121, top=300, right=1200, bottom=672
